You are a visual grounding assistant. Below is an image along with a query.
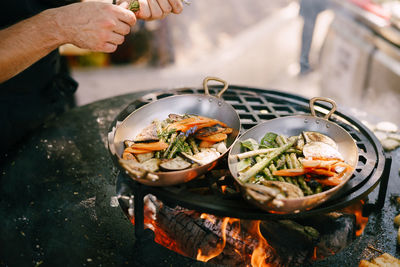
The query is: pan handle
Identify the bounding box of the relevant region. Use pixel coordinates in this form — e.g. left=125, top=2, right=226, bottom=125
left=309, top=97, right=337, bottom=120
left=203, top=77, right=229, bottom=98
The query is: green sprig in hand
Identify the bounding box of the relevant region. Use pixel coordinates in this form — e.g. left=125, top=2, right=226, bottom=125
left=128, top=0, right=140, bottom=12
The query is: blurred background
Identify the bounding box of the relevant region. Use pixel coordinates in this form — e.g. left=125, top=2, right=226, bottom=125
left=62, top=0, right=400, bottom=127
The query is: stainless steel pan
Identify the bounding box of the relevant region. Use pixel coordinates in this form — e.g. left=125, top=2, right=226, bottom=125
left=228, top=97, right=358, bottom=214
left=108, top=77, right=241, bottom=186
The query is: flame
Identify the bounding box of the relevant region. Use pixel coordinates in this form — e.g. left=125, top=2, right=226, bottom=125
left=312, top=247, right=317, bottom=261
left=221, top=185, right=227, bottom=193
left=340, top=200, right=368, bottom=236
left=248, top=221, right=272, bottom=267
left=196, top=217, right=271, bottom=266
left=197, top=217, right=230, bottom=262
left=129, top=196, right=368, bottom=266
left=200, top=213, right=216, bottom=224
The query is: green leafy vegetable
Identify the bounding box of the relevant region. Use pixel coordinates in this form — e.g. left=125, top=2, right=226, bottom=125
left=260, top=132, right=278, bottom=148
left=241, top=138, right=259, bottom=151
left=237, top=158, right=253, bottom=172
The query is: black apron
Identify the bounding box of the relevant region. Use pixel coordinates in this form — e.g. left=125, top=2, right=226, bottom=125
left=0, top=0, right=78, bottom=156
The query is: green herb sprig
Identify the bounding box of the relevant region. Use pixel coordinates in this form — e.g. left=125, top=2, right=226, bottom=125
left=129, top=0, right=140, bottom=12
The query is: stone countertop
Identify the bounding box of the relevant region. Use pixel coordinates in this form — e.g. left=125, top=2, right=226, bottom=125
left=0, top=91, right=399, bottom=267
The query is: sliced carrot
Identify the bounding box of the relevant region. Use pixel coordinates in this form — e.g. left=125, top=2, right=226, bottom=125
left=131, top=140, right=169, bottom=151
left=272, top=168, right=308, bottom=177
left=196, top=133, right=227, bottom=142
left=314, top=176, right=344, bottom=186
left=188, top=116, right=227, bottom=128
left=167, top=116, right=227, bottom=132
left=221, top=127, right=233, bottom=134
left=310, top=168, right=336, bottom=177
left=195, top=127, right=232, bottom=137
left=199, top=140, right=216, bottom=148
left=124, top=147, right=152, bottom=154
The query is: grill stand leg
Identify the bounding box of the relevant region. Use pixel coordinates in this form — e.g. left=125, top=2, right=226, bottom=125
left=132, top=184, right=145, bottom=239
left=375, top=154, right=392, bottom=209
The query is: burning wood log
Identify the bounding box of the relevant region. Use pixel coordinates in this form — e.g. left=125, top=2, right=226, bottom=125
left=143, top=196, right=359, bottom=266
left=260, top=219, right=320, bottom=266
left=147, top=195, right=284, bottom=266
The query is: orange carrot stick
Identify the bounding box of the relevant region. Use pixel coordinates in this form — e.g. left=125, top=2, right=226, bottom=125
left=196, top=133, right=227, bottom=142
left=272, top=168, right=308, bottom=177
left=131, top=140, right=169, bottom=151
left=310, top=168, right=337, bottom=177
left=124, top=147, right=152, bottom=154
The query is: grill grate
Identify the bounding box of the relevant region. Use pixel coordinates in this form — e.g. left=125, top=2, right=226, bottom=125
left=115, top=86, right=390, bottom=230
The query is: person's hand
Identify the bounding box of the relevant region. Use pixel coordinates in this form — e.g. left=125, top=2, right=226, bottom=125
left=119, top=0, right=184, bottom=20
left=53, top=1, right=136, bottom=53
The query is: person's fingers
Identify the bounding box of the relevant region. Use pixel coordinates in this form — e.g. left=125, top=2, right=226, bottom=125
left=118, top=1, right=129, bottom=9
left=156, top=0, right=172, bottom=14
left=147, top=0, right=163, bottom=20
left=108, top=32, right=125, bottom=45
left=113, top=5, right=137, bottom=26
left=137, top=0, right=151, bottom=20
left=102, top=42, right=118, bottom=53
left=167, top=0, right=183, bottom=14
left=113, top=21, right=131, bottom=35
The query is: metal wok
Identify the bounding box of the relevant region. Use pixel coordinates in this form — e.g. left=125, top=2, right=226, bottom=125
left=228, top=97, right=359, bottom=214
left=108, top=77, right=241, bottom=186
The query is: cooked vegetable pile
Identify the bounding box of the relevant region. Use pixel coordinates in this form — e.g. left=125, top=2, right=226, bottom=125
left=122, top=114, right=233, bottom=172
left=236, top=131, right=354, bottom=196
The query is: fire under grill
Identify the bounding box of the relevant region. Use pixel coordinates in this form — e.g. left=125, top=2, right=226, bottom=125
left=113, top=86, right=392, bottom=266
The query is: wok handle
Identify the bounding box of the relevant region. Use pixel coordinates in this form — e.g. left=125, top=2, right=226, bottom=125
left=203, top=77, right=229, bottom=98
left=309, top=97, right=337, bottom=120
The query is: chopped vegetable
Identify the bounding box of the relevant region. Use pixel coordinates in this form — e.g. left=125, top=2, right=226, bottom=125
left=131, top=140, right=169, bottom=151
left=236, top=148, right=276, bottom=160
left=199, top=140, right=215, bottom=148
left=238, top=137, right=298, bottom=183
left=159, top=156, right=191, bottom=171
left=260, top=132, right=278, bottom=148
left=241, top=138, right=259, bottom=151
left=124, top=147, right=152, bottom=154
left=196, top=133, right=227, bottom=142
left=122, top=114, right=232, bottom=173
left=235, top=130, right=352, bottom=198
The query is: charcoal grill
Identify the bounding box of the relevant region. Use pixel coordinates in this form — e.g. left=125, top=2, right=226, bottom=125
left=113, top=85, right=391, bottom=239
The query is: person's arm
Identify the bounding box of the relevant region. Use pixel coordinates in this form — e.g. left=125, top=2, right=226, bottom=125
left=0, top=1, right=136, bottom=83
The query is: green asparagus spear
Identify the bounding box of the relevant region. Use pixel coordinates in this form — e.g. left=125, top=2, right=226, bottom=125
left=269, top=163, right=286, bottom=183
left=163, top=132, right=177, bottom=158
left=188, top=137, right=199, bottom=154
left=289, top=153, right=313, bottom=195
left=238, top=137, right=298, bottom=183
